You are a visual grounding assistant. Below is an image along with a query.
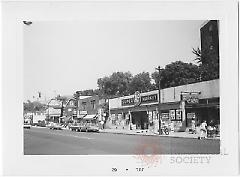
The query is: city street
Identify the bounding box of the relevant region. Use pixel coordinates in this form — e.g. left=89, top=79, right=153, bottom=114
left=24, top=127, right=220, bottom=155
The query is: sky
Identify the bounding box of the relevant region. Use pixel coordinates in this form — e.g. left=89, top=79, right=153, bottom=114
left=24, top=20, right=205, bottom=101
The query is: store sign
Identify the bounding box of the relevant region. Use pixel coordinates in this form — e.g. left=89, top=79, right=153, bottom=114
left=121, top=93, right=158, bottom=106
left=141, top=94, right=158, bottom=103
left=122, top=97, right=135, bottom=106
left=134, top=91, right=141, bottom=106
left=182, top=93, right=199, bottom=104
left=187, top=113, right=196, bottom=119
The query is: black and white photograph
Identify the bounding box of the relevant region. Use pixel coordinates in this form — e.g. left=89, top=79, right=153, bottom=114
left=1, top=0, right=239, bottom=176
left=23, top=20, right=220, bottom=155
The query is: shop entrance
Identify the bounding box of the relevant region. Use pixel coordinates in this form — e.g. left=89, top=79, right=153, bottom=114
left=186, top=107, right=220, bottom=127
left=131, top=111, right=148, bottom=129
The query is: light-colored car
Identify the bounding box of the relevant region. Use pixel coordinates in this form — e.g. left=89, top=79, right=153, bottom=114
left=52, top=123, right=63, bottom=130
left=81, top=123, right=99, bottom=132
left=47, top=122, right=63, bottom=130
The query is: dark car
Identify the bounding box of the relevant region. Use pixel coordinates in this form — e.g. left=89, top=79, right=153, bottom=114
left=37, top=120, right=46, bottom=127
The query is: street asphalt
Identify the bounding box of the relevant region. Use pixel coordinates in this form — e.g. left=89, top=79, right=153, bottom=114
left=24, top=127, right=220, bottom=155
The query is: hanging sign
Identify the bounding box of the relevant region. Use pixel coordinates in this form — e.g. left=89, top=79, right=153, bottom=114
left=181, top=93, right=200, bottom=104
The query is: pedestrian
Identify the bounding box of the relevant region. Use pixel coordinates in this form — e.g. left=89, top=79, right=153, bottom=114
left=191, top=119, right=196, bottom=134
left=198, top=120, right=207, bottom=139
left=100, top=120, right=104, bottom=129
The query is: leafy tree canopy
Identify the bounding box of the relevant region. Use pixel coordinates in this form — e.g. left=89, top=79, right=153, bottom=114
left=23, top=100, right=46, bottom=113
left=192, top=47, right=219, bottom=81
left=152, top=61, right=200, bottom=89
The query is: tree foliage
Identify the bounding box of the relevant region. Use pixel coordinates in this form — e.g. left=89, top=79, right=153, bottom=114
left=192, top=46, right=219, bottom=81
left=128, top=72, right=153, bottom=94
left=151, top=61, right=200, bottom=89
left=23, top=100, right=46, bottom=113
left=97, top=72, right=133, bottom=98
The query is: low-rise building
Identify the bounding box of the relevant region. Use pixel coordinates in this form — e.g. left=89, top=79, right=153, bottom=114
left=107, top=79, right=219, bottom=132
left=77, top=95, right=108, bottom=124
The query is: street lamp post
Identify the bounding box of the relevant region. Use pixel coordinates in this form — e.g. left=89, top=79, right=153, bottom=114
left=155, top=66, right=162, bottom=135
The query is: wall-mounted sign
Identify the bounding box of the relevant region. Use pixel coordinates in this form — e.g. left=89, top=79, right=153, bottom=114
left=141, top=94, right=158, bottom=103
left=181, top=93, right=200, bottom=104
left=121, top=93, right=158, bottom=106
left=122, top=98, right=135, bottom=106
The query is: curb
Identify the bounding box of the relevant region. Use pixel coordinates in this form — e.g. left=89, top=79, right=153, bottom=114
left=99, top=130, right=220, bottom=140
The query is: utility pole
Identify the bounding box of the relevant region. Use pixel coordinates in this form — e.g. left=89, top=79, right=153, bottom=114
left=155, top=66, right=162, bottom=135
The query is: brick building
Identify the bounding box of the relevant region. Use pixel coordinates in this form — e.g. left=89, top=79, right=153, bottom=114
left=200, top=20, right=219, bottom=61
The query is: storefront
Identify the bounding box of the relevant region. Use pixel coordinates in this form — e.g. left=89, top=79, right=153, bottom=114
left=108, top=79, right=220, bottom=132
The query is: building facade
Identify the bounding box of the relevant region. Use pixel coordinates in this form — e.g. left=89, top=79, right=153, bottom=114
left=200, top=20, right=219, bottom=60
left=107, top=79, right=219, bottom=132
left=77, top=95, right=108, bottom=124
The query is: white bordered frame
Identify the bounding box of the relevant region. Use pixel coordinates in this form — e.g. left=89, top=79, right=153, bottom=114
left=1, top=0, right=239, bottom=176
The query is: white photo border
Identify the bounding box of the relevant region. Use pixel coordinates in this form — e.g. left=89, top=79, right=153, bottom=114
left=1, top=0, right=239, bottom=176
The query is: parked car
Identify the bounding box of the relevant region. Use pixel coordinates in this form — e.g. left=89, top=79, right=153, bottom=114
left=81, top=123, right=99, bottom=132
left=69, top=123, right=82, bottom=132
left=37, top=120, right=46, bottom=127
left=52, top=123, right=63, bottom=130
left=47, top=122, right=63, bottom=130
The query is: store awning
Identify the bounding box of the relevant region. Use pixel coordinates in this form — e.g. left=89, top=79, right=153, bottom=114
left=83, top=114, right=97, bottom=120
left=77, top=114, right=87, bottom=119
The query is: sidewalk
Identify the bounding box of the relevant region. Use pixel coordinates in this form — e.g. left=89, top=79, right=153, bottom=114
left=100, top=128, right=220, bottom=140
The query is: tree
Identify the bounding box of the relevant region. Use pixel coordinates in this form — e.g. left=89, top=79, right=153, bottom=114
left=192, top=46, right=219, bottom=81
left=97, top=72, right=133, bottom=98
left=128, top=72, right=153, bottom=94
left=151, top=61, right=200, bottom=89
left=23, top=100, right=46, bottom=113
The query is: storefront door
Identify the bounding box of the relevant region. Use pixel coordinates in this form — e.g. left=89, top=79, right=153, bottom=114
left=131, top=111, right=148, bottom=129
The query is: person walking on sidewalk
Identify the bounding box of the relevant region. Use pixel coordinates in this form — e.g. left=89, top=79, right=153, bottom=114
left=198, top=120, right=207, bottom=139
left=191, top=119, right=196, bottom=134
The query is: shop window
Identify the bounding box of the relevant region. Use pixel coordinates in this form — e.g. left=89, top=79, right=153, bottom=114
left=161, top=112, right=170, bottom=123
left=169, top=110, right=176, bottom=120
left=152, top=110, right=157, bottom=121
left=176, top=110, right=182, bottom=121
